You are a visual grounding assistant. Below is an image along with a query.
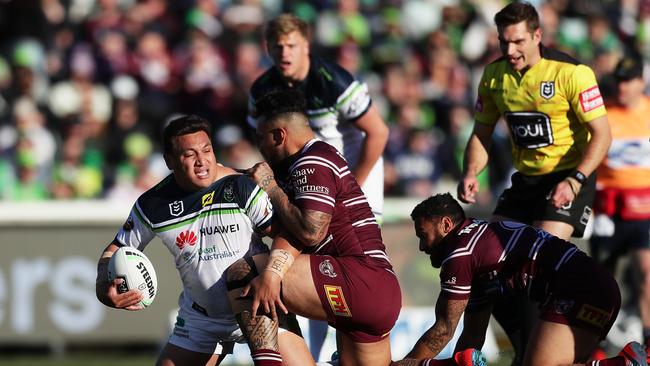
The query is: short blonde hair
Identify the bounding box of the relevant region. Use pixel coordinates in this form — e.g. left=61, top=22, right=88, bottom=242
left=264, top=14, right=310, bottom=44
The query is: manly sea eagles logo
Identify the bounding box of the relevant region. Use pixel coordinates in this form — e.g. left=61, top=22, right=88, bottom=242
left=553, top=299, right=575, bottom=315
left=319, top=259, right=337, bottom=278
left=169, top=200, right=184, bottom=217
left=540, top=81, right=555, bottom=99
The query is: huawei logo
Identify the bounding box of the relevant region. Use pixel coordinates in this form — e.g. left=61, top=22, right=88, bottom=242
left=175, top=231, right=197, bottom=249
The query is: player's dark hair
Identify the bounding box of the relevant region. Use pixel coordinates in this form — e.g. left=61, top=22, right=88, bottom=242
left=411, top=193, right=466, bottom=225
left=163, top=114, right=212, bottom=155
left=265, top=13, right=310, bottom=44
left=494, top=2, right=540, bottom=32
left=255, top=89, right=308, bottom=125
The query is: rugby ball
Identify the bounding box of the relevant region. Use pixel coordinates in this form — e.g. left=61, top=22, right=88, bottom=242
left=108, top=246, right=158, bottom=308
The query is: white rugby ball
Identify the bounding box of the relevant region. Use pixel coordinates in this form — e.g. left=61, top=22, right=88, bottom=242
left=108, top=246, right=158, bottom=308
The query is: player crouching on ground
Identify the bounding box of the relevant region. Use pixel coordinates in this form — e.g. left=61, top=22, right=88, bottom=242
left=395, top=193, right=646, bottom=366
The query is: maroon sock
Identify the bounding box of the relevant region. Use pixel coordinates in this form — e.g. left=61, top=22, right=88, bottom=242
left=587, top=356, right=627, bottom=366
left=419, top=358, right=455, bottom=366
left=251, top=349, right=282, bottom=366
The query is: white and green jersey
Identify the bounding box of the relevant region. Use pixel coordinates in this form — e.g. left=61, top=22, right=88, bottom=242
left=115, top=173, right=272, bottom=320
left=248, top=55, right=384, bottom=219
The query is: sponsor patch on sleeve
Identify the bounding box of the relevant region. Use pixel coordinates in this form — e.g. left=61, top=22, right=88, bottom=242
left=202, top=191, right=214, bottom=206
left=579, top=86, right=604, bottom=113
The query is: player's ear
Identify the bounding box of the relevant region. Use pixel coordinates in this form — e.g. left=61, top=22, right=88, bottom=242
left=271, top=128, right=286, bottom=146
left=441, top=216, right=454, bottom=234
left=533, top=28, right=542, bottom=44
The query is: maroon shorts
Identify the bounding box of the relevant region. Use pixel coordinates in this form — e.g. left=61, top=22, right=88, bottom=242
left=539, top=252, right=621, bottom=339
left=309, top=255, right=402, bottom=343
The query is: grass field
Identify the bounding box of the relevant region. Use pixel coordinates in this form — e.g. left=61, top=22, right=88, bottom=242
left=0, top=355, right=156, bottom=366
left=0, top=354, right=515, bottom=366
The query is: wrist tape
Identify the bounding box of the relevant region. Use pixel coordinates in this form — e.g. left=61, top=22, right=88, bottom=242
left=264, top=249, right=294, bottom=280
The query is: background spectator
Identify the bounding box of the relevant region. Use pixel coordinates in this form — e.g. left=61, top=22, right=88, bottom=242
left=0, top=0, right=645, bottom=207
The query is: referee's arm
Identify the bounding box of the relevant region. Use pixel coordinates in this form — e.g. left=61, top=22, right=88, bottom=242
left=458, top=122, right=496, bottom=204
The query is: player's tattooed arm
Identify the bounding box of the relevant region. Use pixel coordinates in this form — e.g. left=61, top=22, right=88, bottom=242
left=405, top=297, right=468, bottom=360
left=270, top=187, right=332, bottom=246
left=249, top=162, right=332, bottom=246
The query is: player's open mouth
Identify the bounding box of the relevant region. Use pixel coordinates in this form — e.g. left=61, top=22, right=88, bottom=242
left=196, top=170, right=209, bottom=178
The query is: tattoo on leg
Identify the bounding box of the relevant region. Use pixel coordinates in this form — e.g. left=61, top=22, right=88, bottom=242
left=226, top=257, right=258, bottom=292
left=392, top=359, right=419, bottom=366
left=236, top=311, right=279, bottom=351
left=229, top=259, right=251, bottom=281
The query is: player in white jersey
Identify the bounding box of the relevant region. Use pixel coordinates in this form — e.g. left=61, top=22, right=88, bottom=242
left=247, top=14, right=388, bottom=222
left=95, top=115, right=314, bottom=366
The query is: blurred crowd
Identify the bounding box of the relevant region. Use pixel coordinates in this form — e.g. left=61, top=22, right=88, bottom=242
left=0, top=0, right=646, bottom=203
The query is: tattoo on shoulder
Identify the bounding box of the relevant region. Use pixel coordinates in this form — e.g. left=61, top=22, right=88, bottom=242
left=304, top=210, right=332, bottom=240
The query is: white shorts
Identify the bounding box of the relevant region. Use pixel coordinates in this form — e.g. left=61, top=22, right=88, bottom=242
left=360, top=157, right=384, bottom=221
left=167, top=293, right=245, bottom=355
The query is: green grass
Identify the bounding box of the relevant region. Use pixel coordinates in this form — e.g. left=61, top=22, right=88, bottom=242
left=0, top=355, right=156, bottom=366
left=0, top=355, right=513, bottom=366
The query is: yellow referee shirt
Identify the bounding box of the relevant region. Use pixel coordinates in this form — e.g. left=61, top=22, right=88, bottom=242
left=475, top=46, right=607, bottom=175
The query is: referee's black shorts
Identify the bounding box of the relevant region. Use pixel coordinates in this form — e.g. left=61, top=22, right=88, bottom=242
left=493, top=169, right=596, bottom=238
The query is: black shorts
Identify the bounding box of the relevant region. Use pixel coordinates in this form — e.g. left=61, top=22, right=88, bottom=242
left=590, top=218, right=650, bottom=263
left=493, top=169, right=596, bottom=238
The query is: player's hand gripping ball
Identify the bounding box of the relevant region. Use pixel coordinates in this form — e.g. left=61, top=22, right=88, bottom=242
left=108, top=247, right=158, bottom=308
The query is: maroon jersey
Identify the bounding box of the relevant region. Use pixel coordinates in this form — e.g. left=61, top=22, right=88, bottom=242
left=276, top=139, right=392, bottom=270
left=438, top=219, right=585, bottom=303
left=438, top=218, right=620, bottom=338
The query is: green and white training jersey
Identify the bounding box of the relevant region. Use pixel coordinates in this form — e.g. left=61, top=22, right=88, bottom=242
left=115, top=173, right=272, bottom=319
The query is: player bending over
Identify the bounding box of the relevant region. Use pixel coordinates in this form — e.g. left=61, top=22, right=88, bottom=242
left=395, top=193, right=646, bottom=366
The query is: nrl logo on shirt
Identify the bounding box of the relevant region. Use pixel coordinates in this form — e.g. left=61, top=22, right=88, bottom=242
left=540, top=81, right=555, bottom=99
left=169, top=200, right=184, bottom=216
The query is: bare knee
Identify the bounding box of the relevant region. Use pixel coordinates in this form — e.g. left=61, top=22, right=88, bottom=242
left=338, top=333, right=392, bottom=366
